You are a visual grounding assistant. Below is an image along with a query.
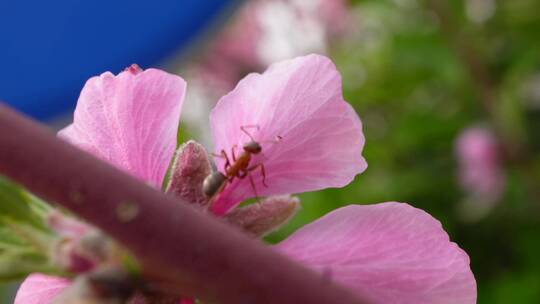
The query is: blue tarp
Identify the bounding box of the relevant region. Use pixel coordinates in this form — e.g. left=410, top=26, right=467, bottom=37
left=0, top=1, right=237, bottom=120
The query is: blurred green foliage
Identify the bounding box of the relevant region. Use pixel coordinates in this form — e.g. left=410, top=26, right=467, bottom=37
left=0, top=177, right=60, bottom=302
left=267, top=1, right=540, bottom=303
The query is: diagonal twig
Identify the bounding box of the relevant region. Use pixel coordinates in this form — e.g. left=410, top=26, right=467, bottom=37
left=0, top=104, right=369, bottom=304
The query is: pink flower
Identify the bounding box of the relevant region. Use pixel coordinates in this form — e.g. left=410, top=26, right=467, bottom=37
left=455, top=126, right=505, bottom=217
left=16, top=56, right=476, bottom=303
left=15, top=65, right=186, bottom=304
left=209, top=54, right=367, bottom=215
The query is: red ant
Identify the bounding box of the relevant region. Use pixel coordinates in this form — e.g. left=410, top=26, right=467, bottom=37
left=202, top=125, right=281, bottom=200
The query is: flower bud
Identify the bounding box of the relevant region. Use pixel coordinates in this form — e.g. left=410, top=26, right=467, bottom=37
left=225, top=195, right=300, bottom=237
left=48, top=212, right=125, bottom=273
left=52, top=268, right=136, bottom=304
left=51, top=239, right=95, bottom=273
left=167, top=140, right=212, bottom=207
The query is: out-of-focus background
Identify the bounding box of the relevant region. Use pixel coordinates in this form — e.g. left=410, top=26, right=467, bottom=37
left=2, top=0, right=540, bottom=302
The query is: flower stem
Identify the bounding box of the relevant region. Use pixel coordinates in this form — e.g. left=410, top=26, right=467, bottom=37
left=0, top=104, right=370, bottom=304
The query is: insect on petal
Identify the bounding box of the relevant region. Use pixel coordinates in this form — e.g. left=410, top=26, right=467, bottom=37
left=15, top=274, right=71, bottom=304
left=209, top=54, right=367, bottom=215
left=59, top=65, right=186, bottom=188
left=274, top=202, right=477, bottom=304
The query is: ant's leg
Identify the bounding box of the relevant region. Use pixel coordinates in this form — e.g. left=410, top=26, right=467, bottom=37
left=211, top=149, right=229, bottom=161
left=248, top=163, right=268, bottom=187
left=260, top=164, right=268, bottom=187
left=211, top=150, right=231, bottom=172
left=231, top=145, right=238, bottom=162
left=248, top=173, right=261, bottom=203
left=211, top=152, right=223, bottom=158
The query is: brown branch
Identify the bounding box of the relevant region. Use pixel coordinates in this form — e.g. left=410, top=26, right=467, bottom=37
left=0, top=104, right=370, bottom=304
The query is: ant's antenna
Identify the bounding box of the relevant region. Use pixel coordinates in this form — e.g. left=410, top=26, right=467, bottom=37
left=258, top=135, right=282, bottom=145
left=240, top=125, right=283, bottom=145
left=240, top=125, right=260, bottom=142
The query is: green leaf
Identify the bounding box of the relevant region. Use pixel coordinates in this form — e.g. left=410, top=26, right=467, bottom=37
left=0, top=176, right=62, bottom=282
left=0, top=176, right=52, bottom=232
left=0, top=251, right=62, bottom=282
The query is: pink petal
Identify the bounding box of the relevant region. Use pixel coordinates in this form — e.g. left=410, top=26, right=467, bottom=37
left=59, top=66, right=186, bottom=188
left=275, top=202, right=477, bottom=304
left=209, top=54, right=367, bottom=215
left=15, top=274, right=71, bottom=304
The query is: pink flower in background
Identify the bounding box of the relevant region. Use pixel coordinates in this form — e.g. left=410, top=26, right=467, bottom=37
left=16, top=56, right=476, bottom=303
left=193, top=4, right=262, bottom=94
left=318, top=0, right=351, bottom=37
left=252, top=0, right=350, bottom=65
left=455, top=126, right=505, bottom=218
left=190, top=0, right=351, bottom=92
left=254, top=0, right=327, bottom=66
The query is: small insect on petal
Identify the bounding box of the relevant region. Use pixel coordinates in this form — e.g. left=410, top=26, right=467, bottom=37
left=205, top=125, right=275, bottom=211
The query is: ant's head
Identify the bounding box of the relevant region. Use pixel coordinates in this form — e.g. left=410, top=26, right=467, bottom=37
left=243, top=141, right=262, bottom=154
